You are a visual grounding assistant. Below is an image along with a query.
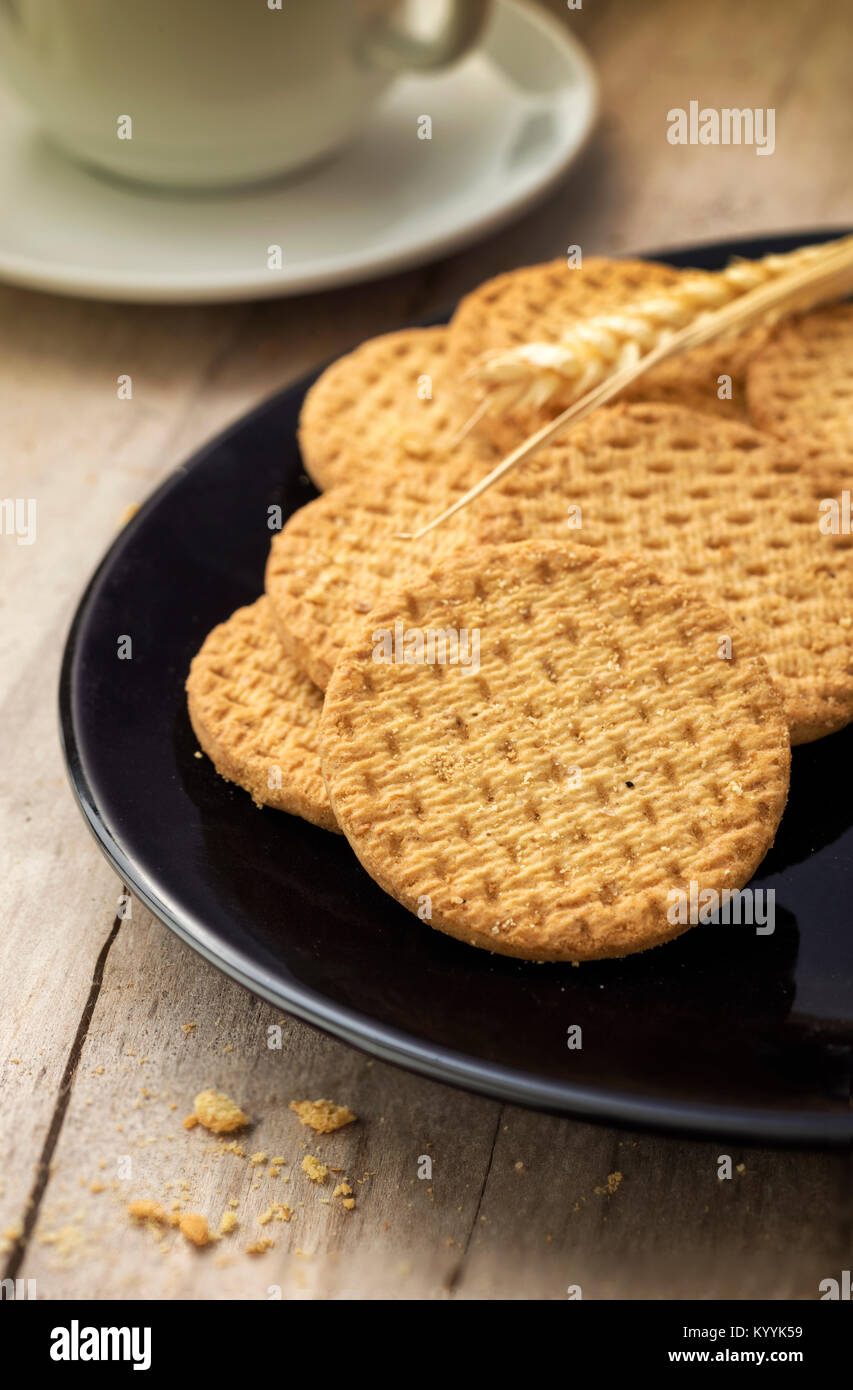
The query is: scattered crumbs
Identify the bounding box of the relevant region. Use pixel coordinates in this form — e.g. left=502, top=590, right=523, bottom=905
left=249, top=1152, right=268, bottom=1166
left=182, top=1114, right=198, bottom=1130
left=11, top=1058, right=20, bottom=1065
left=127, top=1200, right=176, bottom=1229
left=193, top=751, right=203, bottom=759
left=36, top=1223, right=85, bottom=1261
left=178, top=1213, right=210, bottom=1247
left=289, top=1098, right=357, bottom=1134
left=193, top=1089, right=249, bottom=1134
left=594, top=1171, right=623, bottom=1197
left=94, top=1066, right=104, bottom=1076
left=89, top=1182, right=106, bottom=1194
left=341, top=1198, right=355, bottom=1211
left=294, top=1248, right=312, bottom=1258
left=246, top=1238, right=274, bottom=1255
left=219, top=1141, right=245, bottom=1157
left=218, top=1211, right=239, bottom=1236
left=302, top=1155, right=328, bottom=1184
left=182, top=1022, right=197, bottom=1034
left=514, top=1161, right=524, bottom=1172
left=224, top=1045, right=234, bottom=1053
left=333, top=1182, right=352, bottom=1198
left=258, top=1204, right=292, bottom=1226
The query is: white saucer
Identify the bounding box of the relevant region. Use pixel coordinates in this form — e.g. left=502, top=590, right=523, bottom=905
left=0, top=0, right=597, bottom=304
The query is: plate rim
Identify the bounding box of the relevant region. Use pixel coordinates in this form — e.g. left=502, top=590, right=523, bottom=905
left=0, top=0, right=599, bottom=304
left=59, top=228, right=853, bottom=1145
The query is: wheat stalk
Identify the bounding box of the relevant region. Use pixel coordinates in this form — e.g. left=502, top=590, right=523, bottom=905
left=399, top=236, right=853, bottom=542
left=464, top=235, right=853, bottom=418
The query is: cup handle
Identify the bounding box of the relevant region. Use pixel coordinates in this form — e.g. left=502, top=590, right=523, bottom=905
left=361, top=0, right=490, bottom=72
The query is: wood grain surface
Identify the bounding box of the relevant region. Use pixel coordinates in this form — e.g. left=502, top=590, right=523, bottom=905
left=1, top=0, right=850, bottom=1300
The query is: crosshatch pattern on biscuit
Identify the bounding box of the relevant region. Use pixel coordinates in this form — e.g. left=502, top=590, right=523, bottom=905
left=320, top=542, right=790, bottom=963
left=447, top=257, right=764, bottom=435
left=475, top=402, right=853, bottom=744
left=746, top=303, right=853, bottom=488
left=186, top=595, right=339, bottom=832
left=297, top=326, right=503, bottom=492
left=264, top=463, right=487, bottom=690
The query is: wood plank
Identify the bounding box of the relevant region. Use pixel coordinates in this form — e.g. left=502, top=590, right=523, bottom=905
left=16, top=903, right=502, bottom=1300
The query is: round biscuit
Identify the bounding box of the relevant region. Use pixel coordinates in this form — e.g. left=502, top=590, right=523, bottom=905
left=746, top=303, right=853, bottom=489
left=448, top=256, right=765, bottom=428
left=320, top=541, right=790, bottom=962
left=297, top=326, right=502, bottom=491
left=186, top=596, right=338, bottom=831
left=265, top=467, right=483, bottom=690
left=475, top=402, right=853, bottom=744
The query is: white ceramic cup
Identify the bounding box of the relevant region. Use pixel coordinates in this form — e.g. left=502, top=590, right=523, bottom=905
left=0, top=0, right=490, bottom=188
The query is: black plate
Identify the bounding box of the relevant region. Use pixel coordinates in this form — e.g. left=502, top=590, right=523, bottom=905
left=60, top=232, right=853, bottom=1145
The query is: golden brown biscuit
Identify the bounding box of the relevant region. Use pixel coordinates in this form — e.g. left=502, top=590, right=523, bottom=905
left=186, top=596, right=338, bottom=831
left=264, top=467, right=482, bottom=690
left=298, top=326, right=502, bottom=491
left=474, top=402, right=853, bottom=744
left=746, top=303, right=853, bottom=488
left=320, top=542, right=790, bottom=962
left=448, top=256, right=763, bottom=431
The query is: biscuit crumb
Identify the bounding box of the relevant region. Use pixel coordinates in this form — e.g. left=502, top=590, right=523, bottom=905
left=341, top=1198, right=355, bottom=1211
left=182, top=1115, right=198, bottom=1130
left=333, top=1182, right=352, bottom=1198
left=289, top=1098, right=356, bottom=1134
left=594, top=1171, right=623, bottom=1196
left=127, top=1200, right=171, bottom=1227
left=193, top=1089, right=249, bottom=1134
left=218, top=1211, right=238, bottom=1236
left=178, top=1213, right=210, bottom=1247
left=246, top=1238, right=274, bottom=1255
left=259, top=1203, right=292, bottom=1225
left=301, top=1155, right=328, bottom=1183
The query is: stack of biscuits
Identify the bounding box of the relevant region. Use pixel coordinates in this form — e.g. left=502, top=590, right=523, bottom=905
left=187, top=257, right=853, bottom=962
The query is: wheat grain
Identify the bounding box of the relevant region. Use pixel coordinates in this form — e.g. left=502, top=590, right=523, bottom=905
left=467, top=236, right=853, bottom=413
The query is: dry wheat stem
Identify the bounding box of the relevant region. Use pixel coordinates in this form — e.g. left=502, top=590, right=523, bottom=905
left=466, top=234, right=853, bottom=416
left=398, top=238, right=853, bottom=542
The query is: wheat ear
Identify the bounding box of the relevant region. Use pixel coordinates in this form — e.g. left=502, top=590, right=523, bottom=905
left=465, top=235, right=853, bottom=415
left=399, top=236, right=853, bottom=542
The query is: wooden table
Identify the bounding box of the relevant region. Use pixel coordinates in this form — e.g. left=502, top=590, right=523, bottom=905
left=2, top=0, right=850, bottom=1300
